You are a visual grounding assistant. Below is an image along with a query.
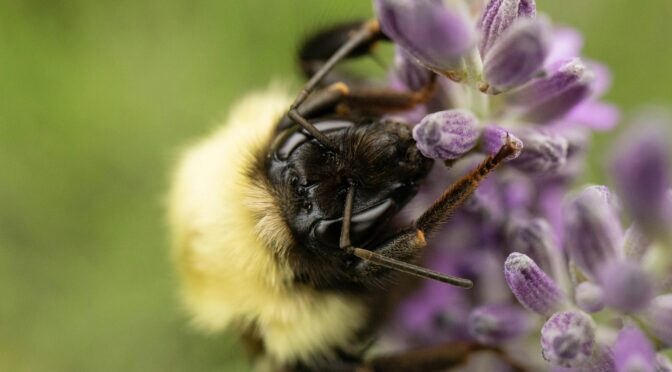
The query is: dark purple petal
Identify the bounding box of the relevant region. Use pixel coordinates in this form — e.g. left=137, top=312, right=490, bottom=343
left=507, top=58, right=594, bottom=124
left=375, top=0, right=475, bottom=74
left=563, top=186, right=622, bottom=278
left=478, top=0, right=537, bottom=57
left=413, top=109, right=480, bottom=160
left=480, top=125, right=523, bottom=160
left=541, top=311, right=596, bottom=368
left=611, top=120, right=672, bottom=236
left=484, top=17, right=551, bottom=92
left=467, top=303, right=532, bottom=345
left=575, top=282, right=605, bottom=313
left=613, top=325, right=656, bottom=372
left=511, top=129, right=569, bottom=173
left=504, top=252, right=565, bottom=315
left=644, top=294, right=672, bottom=347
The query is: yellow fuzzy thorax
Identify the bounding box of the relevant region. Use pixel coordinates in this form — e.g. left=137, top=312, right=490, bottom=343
left=169, top=87, right=367, bottom=366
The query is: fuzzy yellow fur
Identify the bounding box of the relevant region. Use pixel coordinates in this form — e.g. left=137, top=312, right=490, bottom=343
left=169, top=87, right=367, bottom=365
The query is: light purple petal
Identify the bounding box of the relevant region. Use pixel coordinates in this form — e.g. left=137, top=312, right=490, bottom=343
left=563, top=186, right=623, bottom=278
left=483, top=17, right=551, bottom=92
left=622, top=223, right=652, bottom=263
left=413, top=109, right=480, bottom=160
left=507, top=217, right=558, bottom=275
left=599, top=261, right=655, bottom=313
left=541, top=311, right=596, bottom=368
left=504, top=252, right=565, bottom=315
left=575, top=282, right=605, bottom=313
left=391, top=46, right=433, bottom=91
left=480, top=125, right=523, bottom=160
left=507, top=58, right=595, bottom=124
left=644, top=294, right=672, bottom=347
left=478, top=0, right=537, bottom=57
left=611, top=120, right=672, bottom=236
left=563, top=101, right=621, bottom=131
left=613, top=325, right=656, bottom=372
left=511, top=129, right=569, bottom=173
left=375, top=0, right=475, bottom=74
left=546, top=27, right=584, bottom=65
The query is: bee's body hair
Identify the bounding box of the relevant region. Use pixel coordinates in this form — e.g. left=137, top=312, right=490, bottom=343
left=169, top=87, right=374, bottom=367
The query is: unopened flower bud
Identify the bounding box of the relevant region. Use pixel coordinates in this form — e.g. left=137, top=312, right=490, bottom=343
left=375, top=0, right=475, bottom=75
left=413, top=109, right=479, bottom=160
left=507, top=58, right=594, bottom=124
left=392, top=47, right=433, bottom=91
left=468, top=304, right=531, bottom=345
left=480, top=125, right=523, bottom=160
left=564, top=186, right=622, bottom=278
left=511, top=129, right=568, bottom=173
left=484, top=17, right=551, bottom=93
left=504, top=252, right=565, bottom=315
left=644, top=294, right=672, bottom=347
left=541, top=310, right=596, bottom=368
left=611, top=122, right=672, bottom=236
left=613, top=325, right=656, bottom=372
left=575, top=282, right=605, bottom=313
left=507, top=217, right=557, bottom=275
left=478, top=0, right=536, bottom=57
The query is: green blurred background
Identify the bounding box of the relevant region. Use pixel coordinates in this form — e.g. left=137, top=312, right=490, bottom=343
left=1, top=1, right=670, bottom=371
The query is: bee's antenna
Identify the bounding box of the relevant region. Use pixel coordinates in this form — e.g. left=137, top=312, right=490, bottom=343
left=339, top=183, right=473, bottom=289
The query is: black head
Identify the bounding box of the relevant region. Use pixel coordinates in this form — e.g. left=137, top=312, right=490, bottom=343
left=267, top=118, right=433, bottom=285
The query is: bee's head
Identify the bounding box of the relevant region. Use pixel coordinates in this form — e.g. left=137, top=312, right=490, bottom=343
left=269, top=119, right=433, bottom=257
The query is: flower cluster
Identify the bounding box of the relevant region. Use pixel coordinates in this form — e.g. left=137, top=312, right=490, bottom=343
left=369, top=0, right=672, bottom=370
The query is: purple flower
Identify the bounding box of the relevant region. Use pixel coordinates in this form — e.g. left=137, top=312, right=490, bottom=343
left=541, top=311, right=596, bottom=368
left=504, top=252, right=565, bottom=315
left=413, top=109, right=480, bottom=160
left=480, top=125, right=523, bottom=160
left=575, top=282, right=605, bottom=313
left=511, top=129, right=569, bottom=173
left=644, top=294, right=672, bottom=347
left=483, top=17, right=551, bottom=93
left=391, top=46, right=433, bottom=91
left=507, top=217, right=557, bottom=275
left=563, top=186, right=622, bottom=278
left=545, top=27, right=583, bottom=65
left=613, top=325, right=656, bottom=372
left=467, top=303, right=531, bottom=345
left=478, top=0, right=537, bottom=57
left=611, top=120, right=672, bottom=236
left=599, top=261, right=655, bottom=313
left=507, top=58, right=594, bottom=124
left=375, top=0, right=475, bottom=75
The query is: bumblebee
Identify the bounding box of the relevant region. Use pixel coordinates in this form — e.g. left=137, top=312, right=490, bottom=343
left=169, top=20, right=518, bottom=371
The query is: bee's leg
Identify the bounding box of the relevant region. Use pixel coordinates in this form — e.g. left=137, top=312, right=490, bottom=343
left=347, top=140, right=520, bottom=284
left=361, top=342, right=528, bottom=372
left=288, top=20, right=382, bottom=151
left=299, top=20, right=387, bottom=81
left=278, top=76, right=437, bottom=131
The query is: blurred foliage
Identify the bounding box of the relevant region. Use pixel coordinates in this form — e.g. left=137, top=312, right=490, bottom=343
left=0, top=0, right=670, bottom=371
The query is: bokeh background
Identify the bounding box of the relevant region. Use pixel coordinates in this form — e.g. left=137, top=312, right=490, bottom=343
left=1, top=0, right=671, bottom=371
